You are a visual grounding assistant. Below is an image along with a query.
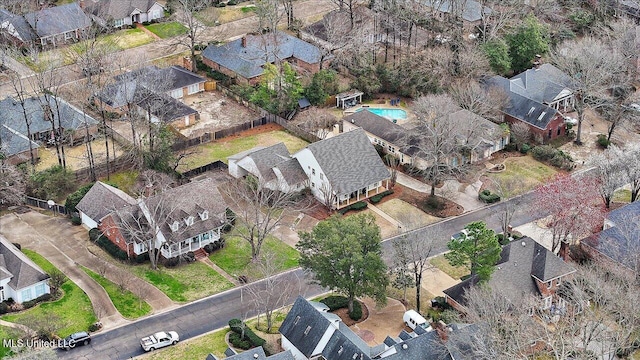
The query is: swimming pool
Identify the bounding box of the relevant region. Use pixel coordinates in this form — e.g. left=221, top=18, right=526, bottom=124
left=356, top=107, right=408, bottom=120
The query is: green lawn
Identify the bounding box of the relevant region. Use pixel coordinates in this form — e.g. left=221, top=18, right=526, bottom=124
left=178, top=130, right=309, bottom=172
left=101, top=169, right=139, bottom=196
left=103, top=28, right=155, bottom=50
left=2, top=250, right=96, bottom=338
left=486, top=155, right=557, bottom=196
left=145, top=22, right=188, bottom=38
left=429, top=254, right=469, bottom=280
left=241, top=5, right=256, bottom=13
left=130, top=262, right=234, bottom=302
left=145, top=328, right=230, bottom=360
left=0, top=326, right=18, bottom=358
left=613, top=188, right=632, bottom=203
left=81, top=267, right=151, bottom=319
left=209, top=227, right=299, bottom=279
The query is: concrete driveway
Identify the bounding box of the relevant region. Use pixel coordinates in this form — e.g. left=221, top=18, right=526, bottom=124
left=350, top=297, right=406, bottom=346
left=0, top=211, right=176, bottom=330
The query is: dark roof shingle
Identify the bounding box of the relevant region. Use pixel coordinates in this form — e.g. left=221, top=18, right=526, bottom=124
left=76, top=182, right=137, bottom=223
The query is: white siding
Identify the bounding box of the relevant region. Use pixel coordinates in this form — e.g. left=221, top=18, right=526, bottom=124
left=228, top=159, right=248, bottom=178
left=148, top=3, right=165, bottom=21
left=281, top=336, right=307, bottom=360
left=292, top=149, right=331, bottom=204
left=79, top=211, right=98, bottom=229
left=9, top=280, right=50, bottom=303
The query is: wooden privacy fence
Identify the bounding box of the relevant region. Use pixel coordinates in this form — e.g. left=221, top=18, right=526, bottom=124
left=179, top=160, right=227, bottom=179
left=25, top=196, right=68, bottom=215
left=74, top=155, right=135, bottom=183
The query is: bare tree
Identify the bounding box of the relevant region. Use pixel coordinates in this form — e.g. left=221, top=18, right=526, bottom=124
left=245, top=251, right=301, bottom=332
left=0, top=160, right=26, bottom=206
left=588, top=146, right=626, bottom=208
left=171, top=0, right=212, bottom=72
left=551, top=37, right=627, bottom=145
left=450, top=80, right=508, bottom=124
left=490, top=176, right=522, bottom=238
left=612, top=143, right=640, bottom=202
left=8, top=56, right=37, bottom=166
left=390, top=231, right=436, bottom=313
left=477, top=0, right=525, bottom=43
left=221, top=176, right=312, bottom=261
left=509, top=122, right=531, bottom=151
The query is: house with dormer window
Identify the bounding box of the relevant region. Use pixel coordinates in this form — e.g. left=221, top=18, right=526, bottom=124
left=84, top=178, right=228, bottom=260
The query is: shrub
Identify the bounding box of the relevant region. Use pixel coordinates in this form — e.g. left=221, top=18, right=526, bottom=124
left=369, top=190, right=394, bottom=204
left=223, top=208, right=236, bottom=233
left=228, top=319, right=266, bottom=348
left=22, top=294, right=52, bottom=309
left=0, top=302, right=8, bottom=315
left=228, top=0, right=238, bottom=4
left=134, top=252, right=149, bottom=264
left=351, top=201, right=367, bottom=210
left=228, top=332, right=252, bottom=349
left=349, top=301, right=363, bottom=321
left=89, top=228, right=102, bottom=241
left=65, top=183, right=94, bottom=213
left=496, top=233, right=511, bottom=245
left=597, top=134, right=610, bottom=148
left=88, top=323, right=102, bottom=332
left=96, top=235, right=128, bottom=261
left=531, top=145, right=556, bottom=161
left=214, top=2, right=226, bottom=6
left=320, top=295, right=349, bottom=310
left=478, top=190, right=501, bottom=204
left=164, top=257, right=180, bottom=268
left=520, top=143, right=531, bottom=154
left=71, top=215, right=81, bottom=225
left=504, top=142, right=518, bottom=152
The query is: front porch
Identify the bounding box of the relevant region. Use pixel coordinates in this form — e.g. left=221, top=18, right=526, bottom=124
left=161, top=229, right=222, bottom=259
left=335, top=181, right=389, bottom=209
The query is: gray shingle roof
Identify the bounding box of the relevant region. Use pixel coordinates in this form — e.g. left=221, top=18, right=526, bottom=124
left=85, top=0, right=162, bottom=20
left=343, top=110, right=406, bottom=146
left=301, top=128, right=390, bottom=196
left=221, top=347, right=295, bottom=360
left=422, top=0, right=492, bottom=22
left=509, top=64, right=575, bottom=104
left=24, top=2, right=92, bottom=38
left=0, top=95, right=99, bottom=137
left=242, top=143, right=291, bottom=182
left=321, top=326, right=372, bottom=360
left=0, top=235, right=49, bottom=290
left=0, top=9, right=36, bottom=41
left=279, top=296, right=331, bottom=358
left=97, top=80, right=139, bottom=108
left=0, top=124, right=39, bottom=158
left=202, top=31, right=327, bottom=79
left=274, top=158, right=307, bottom=186
left=134, top=90, right=198, bottom=123
left=582, top=201, right=640, bottom=271
left=444, top=237, right=576, bottom=306
left=76, top=182, right=137, bottom=223
left=487, top=76, right=559, bottom=130
left=165, top=66, right=206, bottom=91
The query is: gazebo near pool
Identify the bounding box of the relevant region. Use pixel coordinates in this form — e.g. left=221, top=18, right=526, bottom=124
left=336, top=90, right=364, bottom=109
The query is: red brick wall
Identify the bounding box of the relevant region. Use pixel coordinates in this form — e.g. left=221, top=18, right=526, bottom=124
left=445, top=296, right=467, bottom=313
left=505, top=114, right=566, bottom=144
left=98, top=215, right=132, bottom=257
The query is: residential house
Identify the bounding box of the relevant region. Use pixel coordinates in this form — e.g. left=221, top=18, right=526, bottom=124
left=75, top=181, right=137, bottom=229
left=342, top=109, right=508, bottom=169
left=280, top=296, right=481, bottom=360
left=486, top=63, right=575, bottom=144
left=0, top=124, right=40, bottom=165
left=201, top=31, right=332, bottom=86
left=95, top=178, right=228, bottom=259
left=228, top=129, right=390, bottom=209
left=206, top=347, right=295, bottom=360
left=228, top=143, right=308, bottom=193
left=0, top=9, right=36, bottom=47
left=443, top=237, right=576, bottom=313
left=616, top=0, right=640, bottom=20
left=581, top=201, right=640, bottom=274
left=0, top=95, right=99, bottom=164
left=0, top=235, right=50, bottom=303
left=83, top=0, right=165, bottom=28
left=422, top=0, right=492, bottom=28
left=96, top=65, right=204, bottom=128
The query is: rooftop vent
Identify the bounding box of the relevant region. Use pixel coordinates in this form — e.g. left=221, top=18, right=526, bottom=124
left=402, top=344, right=408, bottom=350
left=522, top=241, right=526, bottom=247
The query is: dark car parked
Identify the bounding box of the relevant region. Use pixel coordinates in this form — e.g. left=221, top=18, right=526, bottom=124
left=61, top=331, right=91, bottom=350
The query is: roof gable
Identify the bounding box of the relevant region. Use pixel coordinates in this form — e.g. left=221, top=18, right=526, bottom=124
left=279, top=296, right=331, bottom=357
left=76, top=182, right=137, bottom=223
left=24, top=2, right=92, bottom=38
left=298, top=128, right=390, bottom=196
left=0, top=235, right=49, bottom=290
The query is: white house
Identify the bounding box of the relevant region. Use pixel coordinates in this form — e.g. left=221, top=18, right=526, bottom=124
left=84, top=0, right=165, bottom=28
left=0, top=236, right=50, bottom=303
left=75, top=181, right=137, bottom=229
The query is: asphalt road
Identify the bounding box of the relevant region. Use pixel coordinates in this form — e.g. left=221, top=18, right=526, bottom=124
left=56, top=190, right=545, bottom=359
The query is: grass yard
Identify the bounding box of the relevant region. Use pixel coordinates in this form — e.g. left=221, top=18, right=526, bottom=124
left=486, top=155, right=557, bottom=196
left=103, top=28, right=155, bottom=50
left=145, top=22, right=188, bottom=38
left=613, top=188, right=632, bottom=203
left=241, top=5, right=257, bottom=13
left=35, top=139, right=126, bottom=172
left=429, top=254, right=469, bottom=280
left=81, top=267, right=151, bottom=319
left=2, top=250, right=96, bottom=338
left=178, top=130, right=309, bottom=172
left=377, top=199, right=440, bottom=231
left=143, top=328, right=230, bottom=360
left=387, top=285, right=434, bottom=313
left=130, top=262, right=234, bottom=303
left=209, top=227, right=299, bottom=279
left=102, top=169, right=139, bottom=196
left=197, top=5, right=255, bottom=25
left=0, top=325, right=17, bottom=358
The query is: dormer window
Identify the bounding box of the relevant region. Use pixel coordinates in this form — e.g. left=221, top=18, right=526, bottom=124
left=184, top=216, right=194, bottom=226
left=199, top=210, right=209, bottom=221
left=170, top=221, right=179, bottom=232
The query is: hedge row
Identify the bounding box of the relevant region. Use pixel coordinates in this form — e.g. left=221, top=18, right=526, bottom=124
left=96, top=235, right=128, bottom=261
left=478, top=190, right=500, bottom=204
left=320, top=295, right=363, bottom=321
left=338, top=201, right=367, bottom=214
left=369, top=189, right=394, bottom=204
left=23, top=294, right=52, bottom=310
left=228, top=319, right=266, bottom=348
left=531, top=145, right=574, bottom=170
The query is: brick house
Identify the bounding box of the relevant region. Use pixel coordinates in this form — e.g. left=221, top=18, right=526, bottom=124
left=201, top=31, right=332, bottom=86
left=486, top=64, right=575, bottom=144
left=443, top=237, right=576, bottom=313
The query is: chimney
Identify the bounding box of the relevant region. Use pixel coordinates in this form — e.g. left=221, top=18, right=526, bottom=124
left=533, top=54, right=542, bottom=69
left=241, top=36, right=247, bottom=48
left=79, top=0, right=85, bottom=9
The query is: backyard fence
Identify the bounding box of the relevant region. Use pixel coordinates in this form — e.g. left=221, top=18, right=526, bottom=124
left=25, top=196, right=68, bottom=215
left=74, top=155, right=135, bottom=183
left=179, top=160, right=228, bottom=179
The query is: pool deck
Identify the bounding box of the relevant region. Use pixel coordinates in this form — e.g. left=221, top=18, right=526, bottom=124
left=343, top=101, right=414, bottom=125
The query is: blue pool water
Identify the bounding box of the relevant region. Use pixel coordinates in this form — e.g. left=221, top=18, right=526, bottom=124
left=356, top=107, right=407, bottom=120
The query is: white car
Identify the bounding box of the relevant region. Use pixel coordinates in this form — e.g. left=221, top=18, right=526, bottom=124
left=140, top=331, right=179, bottom=352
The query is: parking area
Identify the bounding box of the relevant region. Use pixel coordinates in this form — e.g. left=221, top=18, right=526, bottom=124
left=179, top=90, right=259, bottom=138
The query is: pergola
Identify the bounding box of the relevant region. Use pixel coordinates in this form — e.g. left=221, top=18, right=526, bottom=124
left=336, top=90, right=364, bottom=109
